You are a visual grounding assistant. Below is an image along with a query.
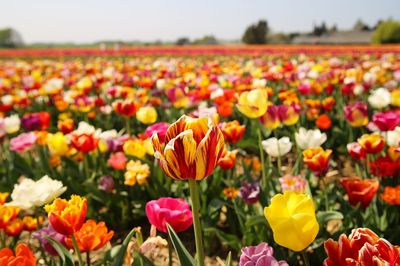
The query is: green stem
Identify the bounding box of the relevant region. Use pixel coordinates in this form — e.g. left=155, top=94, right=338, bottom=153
left=168, top=237, right=173, bottom=266
left=188, top=180, right=204, bottom=266
left=301, top=250, right=311, bottom=266
left=86, top=251, right=91, bottom=266
left=71, top=234, right=84, bottom=266
left=126, top=117, right=131, bottom=136
left=257, top=127, right=269, bottom=202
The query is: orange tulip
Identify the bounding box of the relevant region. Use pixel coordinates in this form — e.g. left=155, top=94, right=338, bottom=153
left=0, top=243, right=36, bottom=266
left=218, top=149, right=238, bottom=170
left=65, top=219, right=114, bottom=252
left=0, top=193, right=8, bottom=205
left=381, top=186, right=400, bottom=205
left=58, top=118, right=74, bottom=134
left=0, top=206, right=20, bottom=228
left=113, top=99, right=138, bottom=117
left=219, top=120, right=245, bottom=144
left=70, top=133, right=99, bottom=153
left=357, top=133, right=385, bottom=154
left=316, top=114, right=332, bottom=130
left=151, top=115, right=225, bottom=181
left=303, top=147, right=332, bottom=175
left=22, top=216, right=38, bottom=232
left=4, top=218, right=23, bottom=236
left=44, top=195, right=87, bottom=235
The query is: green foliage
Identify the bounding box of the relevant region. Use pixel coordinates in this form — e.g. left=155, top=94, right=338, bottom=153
left=0, top=28, right=23, bottom=48
left=372, top=20, right=400, bottom=44
left=242, top=20, right=268, bottom=44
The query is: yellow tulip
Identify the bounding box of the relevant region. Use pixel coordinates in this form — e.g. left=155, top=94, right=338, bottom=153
left=136, top=106, right=158, bottom=124
left=237, top=88, right=268, bottom=118
left=123, top=139, right=147, bottom=159
left=391, top=89, right=400, bottom=107
left=264, top=190, right=319, bottom=252
left=47, top=133, right=69, bottom=156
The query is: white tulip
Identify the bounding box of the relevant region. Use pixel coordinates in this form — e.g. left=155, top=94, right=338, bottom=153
left=262, top=137, right=292, bottom=157
left=386, top=127, right=400, bottom=147
left=295, top=127, right=327, bottom=150
left=368, top=87, right=391, bottom=109
left=4, top=114, right=20, bottom=134
left=7, top=175, right=66, bottom=210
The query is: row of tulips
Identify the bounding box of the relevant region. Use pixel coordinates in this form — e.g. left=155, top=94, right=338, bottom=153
left=0, top=53, right=400, bottom=265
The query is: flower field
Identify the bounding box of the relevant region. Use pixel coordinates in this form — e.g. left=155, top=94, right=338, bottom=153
left=0, top=45, right=400, bottom=265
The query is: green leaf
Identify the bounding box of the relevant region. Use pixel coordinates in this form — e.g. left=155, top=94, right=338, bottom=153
left=44, top=236, right=75, bottom=266
left=224, top=251, right=232, bottom=266
left=245, top=215, right=267, bottom=227
left=317, top=211, right=344, bottom=225
left=204, top=228, right=241, bottom=251
left=132, top=251, right=155, bottom=266
left=111, top=228, right=137, bottom=266
left=167, top=223, right=195, bottom=266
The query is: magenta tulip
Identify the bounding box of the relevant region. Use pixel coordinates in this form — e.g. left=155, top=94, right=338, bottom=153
left=372, top=111, right=400, bottom=131
left=145, top=197, right=193, bottom=233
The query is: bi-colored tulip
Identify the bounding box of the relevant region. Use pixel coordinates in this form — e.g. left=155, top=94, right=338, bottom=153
left=151, top=115, right=225, bottom=181
left=344, top=102, right=369, bottom=127
left=357, top=133, right=385, bottom=154
left=219, top=120, right=245, bottom=144
left=0, top=243, right=36, bottom=266
left=303, top=147, right=332, bottom=175
left=264, top=191, right=319, bottom=252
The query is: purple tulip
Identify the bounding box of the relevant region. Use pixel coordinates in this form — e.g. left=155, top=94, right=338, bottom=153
left=21, top=114, right=41, bottom=131
left=98, top=175, right=115, bottom=193
left=239, top=242, right=288, bottom=266
left=32, top=224, right=66, bottom=256
left=239, top=181, right=260, bottom=204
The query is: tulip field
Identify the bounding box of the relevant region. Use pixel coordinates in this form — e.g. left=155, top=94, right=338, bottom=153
left=1, top=45, right=400, bottom=265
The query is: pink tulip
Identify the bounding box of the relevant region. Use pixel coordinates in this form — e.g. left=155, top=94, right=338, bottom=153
left=372, top=111, right=400, bottom=131
left=10, top=132, right=37, bottom=152
left=107, top=152, right=127, bottom=170
left=145, top=197, right=193, bottom=233
left=145, top=122, right=169, bottom=143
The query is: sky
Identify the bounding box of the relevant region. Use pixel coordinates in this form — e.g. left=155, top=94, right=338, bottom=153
left=0, top=0, right=399, bottom=44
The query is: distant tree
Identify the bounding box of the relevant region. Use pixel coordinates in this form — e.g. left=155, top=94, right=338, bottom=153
left=372, top=20, right=400, bottom=44
left=242, top=20, right=268, bottom=44
left=193, top=35, right=218, bottom=45
left=0, top=28, right=24, bottom=48
left=330, top=24, right=338, bottom=32
left=353, top=19, right=370, bottom=31
left=313, top=22, right=328, bottom=36
left=175, top=37, right=191, bottom=46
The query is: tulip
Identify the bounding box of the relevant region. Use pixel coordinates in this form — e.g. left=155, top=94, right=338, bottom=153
left=10, top=132, right=37, bottom=152
left=107, top=152, right=127, bottom=170
left=47, top=132, right=69, bottom=156
left=386, top=126, right=400, bottom=147
left=151, top=115, right=225, bottom=181
left=33, top=224, right=66, bottom=256
left=0, top=243, right=36, bottom=266
left=239, top=181, right=260, bottom=204
left=145, top=197, right=193, bottom=233
left=218, top=149, right=238, bottom=170
left=22, top=216, right=38, bottom=232
left=21, top=114, right=41, bottom=131
left=124, top=160, right=150, bottom=186
left=344, top=102, right=369, bottom=127
left=136, top=106, right=158, bottom=124
left=295, top=127, right=327, bottom=150
left=340, top=177, right=379, bottom=209
left=65, top=219, right=114, bottom=252
left=347, top=142, right=366, bottom=160
left=260, top=105, right=280, bottom=130
left=262, top=137, right=292, bottom=158
left=0, top=193, right=8, bottom=205
left=4, top=218, right=23, bottom=236
left=113, top=99, right=139, bottom=117
left=357, top=133, right=385, bottom=154
left=239, top=242, right=288, bottom=266
left=223, top=187, right=239, bottom=199
left=70, top=133, right=99, bottom=153
left=264, top=191, right=319, bottom=252
left=368, top=87, right=391, bottom=109
left=145, top=122, right=170, bottom=143
left=44, top=195, right=87, bottom=235
left=303, top=147, right=332, bottom=175
left=0, top=206, right=20, bottom=228
left=3, top=114, right=20, bottom=134
left=278, top=104, right=300, bottom=126
left=58, top=118, right=74, bottom=134
left=218, top=120, right=245, bottom=144
left=371, top=111, right=400, bottom=131
left=237, top=88, right=268, bottom=118
left=123, top=139, right=147, bottom=159
left=98, top=175, right=115, bottom=193
left=381, top=185, right=400, bottom=205
left=316, top=114, right=332, bottom=130
left=323, top=228, right=400, bottom=266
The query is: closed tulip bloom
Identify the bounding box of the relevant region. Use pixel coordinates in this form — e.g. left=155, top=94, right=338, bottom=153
left=0, top=243, right=36, bottom=266
left=262, top=137, right=292, bottom=157
left=219, top=120, right=246, bottom=144
left=303, top=147, right=332, bottom=175
left=65, top=219, right=114, bottom=252
left=145, top=197, right=193, bottom=233
left=340, top=177, right=379, bottom=209
left=44, top=195, right=87, bottom=235
left=32, top=224, right=66, bottom=256
left=136, top=106, right=158, bottom=124
left=260, top=105, right=281, bottom=130
left=264, top=191, right=319, bottom=252
left=357, top=133, right=385, bottom=154
left=113, top=99, right=138, bottom=117
left=4, top=218, right=23, bottom=236
left=123, top=139, right=147, bottom=159
left=151, top=115, right=225, bottom=181
left=386, top=127, right=400, bottom=147
left=218, top=149, right=238, bottom=170
left=70, top=133, right=99, bottom=153
left=344, top=102, right=369, bottom=127
left=295, top=127, right=327, bottom=150
left=372, top=111, right=400, bottom=131
left=4, top=114, right=20, bottom=134
left=22, top=216, right=38, bottom=232
left=237, top=88, right=268, bottom=118
left=107, top=152, right=127, bottom=170
left=47, top=132, right=69, bottom=156
left=347, top=142, right=366, bottom=160
left=278, top=104, right=300, bottom=126
left=0, top=206, right=20, bottom=228
left=58, top=118, right=74, bottom=134
left=145, top=122, right=170, bottom=143
left=10, top=132, right=37, bottom=152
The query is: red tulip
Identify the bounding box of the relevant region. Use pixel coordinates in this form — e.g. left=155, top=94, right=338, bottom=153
left=340, top=177, right=379, bottom=209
